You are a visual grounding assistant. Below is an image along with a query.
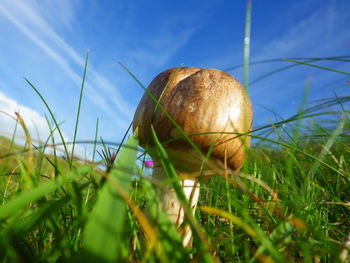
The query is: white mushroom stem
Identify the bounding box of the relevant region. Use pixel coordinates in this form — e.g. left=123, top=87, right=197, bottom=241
left=152, top=164, right=200, bottom=248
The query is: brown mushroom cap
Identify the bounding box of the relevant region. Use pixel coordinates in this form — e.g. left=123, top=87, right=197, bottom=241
left=133, top=67, right=252, bottom=171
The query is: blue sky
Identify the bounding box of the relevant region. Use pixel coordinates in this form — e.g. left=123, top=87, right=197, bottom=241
left=0, top=0, right=349, bottom=156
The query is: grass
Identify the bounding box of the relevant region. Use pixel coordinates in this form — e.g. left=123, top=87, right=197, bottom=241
left=0, top=5, right=350, bottom=263
left=0, top=63, right=349, bottom=263
left=0, top=90, right=349, bottom=263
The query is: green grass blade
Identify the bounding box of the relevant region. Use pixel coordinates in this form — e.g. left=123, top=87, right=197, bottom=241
left=9, top=117, right=18, bottom=151
left=44, top=115, right=62, bottom=176
left=224, top=55, right=350, bottom=72
left=0, top=167, right=89, bottom=221
left=71, top=52, right=89, bottom=162
left=250, top=59, right=312, bottom=85
left=253, top=219, right=295, bottom=262
left=92, top=118, right=99, bottom=162
left=150, top=126, right=188, bottom=206
left=153, top=66, right=182, bottom=114
left=24, top=78, right=71, bottom=165
left=13, top=197, right=69, bottom=236
left=243, top=0, right=252, bottom=91
left=81, top=134, right=138, bottom=263
left=284, top=59, right=350, bottom=76
left=306, top=117, right=346, bottom=199
left=115, top=121, right=133, bottom=157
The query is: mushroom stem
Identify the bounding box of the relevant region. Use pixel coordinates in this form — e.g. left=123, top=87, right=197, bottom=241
left=152, top=164, right=200, bottom=247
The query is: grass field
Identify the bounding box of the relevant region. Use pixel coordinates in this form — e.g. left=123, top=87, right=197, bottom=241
left=0, top=60, right=349, bottom=263
left=1, top=4, right=350, bottom=262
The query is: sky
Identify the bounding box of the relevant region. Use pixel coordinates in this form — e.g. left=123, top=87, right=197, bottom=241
left=0, top=0, right=349, bottom=157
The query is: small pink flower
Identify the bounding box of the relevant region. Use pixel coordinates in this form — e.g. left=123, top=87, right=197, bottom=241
left=144, top=160, right=154, bottom=168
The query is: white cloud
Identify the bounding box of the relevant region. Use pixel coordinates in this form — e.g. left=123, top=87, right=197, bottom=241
left=0, top=91, right=87, bottom=158
left=0, top=91, right=49, bottom=140
left=0, top=0, right=201, bottom=145
left=0, top=0, right=199, bottom=123
left=248, top=2, right=350, bottom=94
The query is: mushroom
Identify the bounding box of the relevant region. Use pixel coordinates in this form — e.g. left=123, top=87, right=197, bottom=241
left=133, top=67, right=252, bottom=247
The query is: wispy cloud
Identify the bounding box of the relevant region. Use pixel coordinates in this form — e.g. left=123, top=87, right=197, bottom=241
left=0, top=1, right=133, bottom=126
left=212, top=1, right=350, bottom=125
left=0, top=91, right=87, bottom=157
left=0, top=91, right=50, bottom=141
left=0, top=0, right=201, bottom=140
left=254, top=1, right=350, bottom=59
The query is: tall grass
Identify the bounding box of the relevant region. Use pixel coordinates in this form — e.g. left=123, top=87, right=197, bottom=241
left=0, top=60, right=349, bottom=263
left=0, top=89, right=349, bottom=263
left=0, top=7, right=349, bottom=263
